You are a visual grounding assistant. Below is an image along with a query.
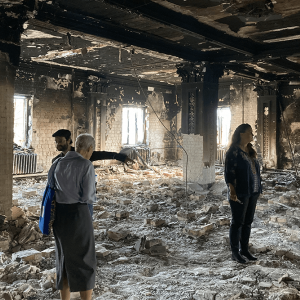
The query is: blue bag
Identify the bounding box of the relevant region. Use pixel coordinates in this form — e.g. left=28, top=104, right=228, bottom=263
left=39, top=158, right=61, bottom=235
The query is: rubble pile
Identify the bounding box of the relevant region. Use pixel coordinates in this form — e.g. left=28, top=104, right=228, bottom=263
left=13, top=144, right=34, bottom=154
left=2, top=166, right=300, bottom=299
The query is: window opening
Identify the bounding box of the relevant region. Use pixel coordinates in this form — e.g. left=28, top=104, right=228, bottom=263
left=122, top=106, right=145, bottom=145
left=217, top=107, right=231, bottom=146
left=14, top=96, right=27, bottom=147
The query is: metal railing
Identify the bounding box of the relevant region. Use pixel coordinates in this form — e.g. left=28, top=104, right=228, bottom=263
left=216, top=146, right=226, bottom=165
left=13, top=153, right=37, bottom=174
left=121, top=146, right=151, bottom=165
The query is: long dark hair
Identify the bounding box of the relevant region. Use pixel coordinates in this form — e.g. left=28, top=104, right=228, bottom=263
left=229, top=123, right=257, bottom=158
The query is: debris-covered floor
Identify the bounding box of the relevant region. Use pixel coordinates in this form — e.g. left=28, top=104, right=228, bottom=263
left=2, top=165, right=300, bottom=299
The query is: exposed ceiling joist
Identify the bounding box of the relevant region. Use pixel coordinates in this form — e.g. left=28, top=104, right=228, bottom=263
left=224, top=63, right=276, bottom=82
left=267, top=58, right=300, bottom=75
left=103, top=0, right=259, bottom=56
left=33, top=3, right=209, bottom=63
left=101, top=0, right=300, bottom=78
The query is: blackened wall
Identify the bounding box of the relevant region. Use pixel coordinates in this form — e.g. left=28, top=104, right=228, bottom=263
left=278, top=82, right=300, bottom=169
left=14, top=64, right=178, bottom=171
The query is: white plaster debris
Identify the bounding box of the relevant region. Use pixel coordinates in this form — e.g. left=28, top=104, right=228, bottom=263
left=2, top=166, right=300, bottom=299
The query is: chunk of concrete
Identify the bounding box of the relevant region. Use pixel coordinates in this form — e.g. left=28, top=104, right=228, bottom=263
left=145, top=239, right=162, bottom=249
left=18, top=224, right=37, bottom=245
left=209, top=181, right=227, bottom=195
left=144, top=218, right=152, bottom=225
left=279, top=194, right=291, bottom=204
left=115, top=211, right=129, bottom=220
left=22, top=190, right=37, bottom=198
left=107, top=227, right=129, bottom=241
left=98, top=211, right=110, bottom=219
left=193, top=290, right=217, bottom=300
left=259, top=282, right=272, bottom=289
left=95, top=245, right=111, bottom=258
left=11, top=206, right=25, bottom=221
left=2, top=293, right=13, bottom=300
left=186, top=224, right=214, bottom=238
left=217, top=217, right=230, bottom=226
left=27, top=205, right=40, bottom=215
left=0, top=232, right=11, bottom=251
left=278, top=273, right=294, bottom=284
left=117, top=198, right=132, bottom=205
left=187, top=183, right=203, bottom=193
left=177, top=211, right=196, bottom=221
left=12, top=249, right=42, bottom=263
left=202, top=205, right=219, bottom=214
left=41, top=247, right=55, bottom=258
left=250, top=245, right=268, bottom=253
left=150, top=219, right=165, bottom=227
left=146, top=203, right=158, bottom=212
left=256, top=205, right=268, bottom=211
left=149, top=245, right=167, bottom=256
left=277, top=217, right=287, bottom=224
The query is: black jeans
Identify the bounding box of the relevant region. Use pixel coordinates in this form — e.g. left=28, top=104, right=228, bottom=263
left=229, top=193, right=259, bottom=253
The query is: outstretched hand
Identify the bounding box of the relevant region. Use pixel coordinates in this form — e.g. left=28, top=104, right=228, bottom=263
left=124, top=156, right=135, bottom=166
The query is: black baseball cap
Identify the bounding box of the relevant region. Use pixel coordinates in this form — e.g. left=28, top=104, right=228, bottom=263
left=52, top=129, right=71, bottom=140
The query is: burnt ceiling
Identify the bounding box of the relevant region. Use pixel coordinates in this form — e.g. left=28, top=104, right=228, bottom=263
left=9, top=0, right=300, bottom=84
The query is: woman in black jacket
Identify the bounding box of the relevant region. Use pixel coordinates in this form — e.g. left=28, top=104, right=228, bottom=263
left=225, top=124, right=262, bottom=264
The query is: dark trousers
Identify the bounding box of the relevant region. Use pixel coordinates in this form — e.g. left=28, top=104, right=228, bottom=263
left=229, top=193, right=259, bottom=253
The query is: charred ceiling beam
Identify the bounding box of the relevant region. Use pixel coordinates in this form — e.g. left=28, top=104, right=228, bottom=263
left=267, top=58, right=300, bottom=75
left=33, top=3, right=209, bottom=63
left=19, top=60, right=175, bottom=90
left=103, top=0, right=259, bottom=57
left=255, top=40, right=300, bottom=61
left=103, top=0, right=300, bottom=69
left=224, top=63, right=277, bottom=82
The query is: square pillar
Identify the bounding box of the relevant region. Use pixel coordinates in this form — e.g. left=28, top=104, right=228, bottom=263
left=178, top=63, right=223, bottom=185
left=255, top=84, right=278, bottom=168
left=182, top=134, right=203, bottom=182
left=0, top=52, right=16, bottom=217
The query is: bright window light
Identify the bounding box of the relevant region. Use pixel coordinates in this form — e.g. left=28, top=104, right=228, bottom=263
left=122, top=107, right=145, bottom=145
left=217, top=107, right=231, bottom=146
left=14, top=96, right=26, bottom=147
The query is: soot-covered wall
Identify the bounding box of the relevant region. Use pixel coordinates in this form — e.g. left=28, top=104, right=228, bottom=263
left=15, top=65, right=179, bottom=171
left=278, top=83, right=300, bottom=170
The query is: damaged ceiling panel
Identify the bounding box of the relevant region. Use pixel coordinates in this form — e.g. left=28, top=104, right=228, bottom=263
left=21, top=23, right=184, bottom=84
left=11, top=0, right=300, bottom=83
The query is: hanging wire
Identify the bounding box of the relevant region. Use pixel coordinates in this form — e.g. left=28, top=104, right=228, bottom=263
left=129, top=51, right=190, bottom=202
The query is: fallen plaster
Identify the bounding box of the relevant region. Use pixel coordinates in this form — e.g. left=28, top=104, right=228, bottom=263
left=2, top=165, right=300, bottom=299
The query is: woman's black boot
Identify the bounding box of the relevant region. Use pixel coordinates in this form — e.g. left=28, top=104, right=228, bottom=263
left=240, top=250, right=257, bottom=261
left=231, top=252, right=247, bottom=264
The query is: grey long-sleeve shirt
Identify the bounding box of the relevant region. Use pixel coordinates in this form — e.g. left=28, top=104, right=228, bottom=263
left=48, top=151, right=96, bottom=205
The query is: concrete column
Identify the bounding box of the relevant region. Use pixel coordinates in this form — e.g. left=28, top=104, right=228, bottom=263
left=255, top=83, right=278, bottom=169
left=0, top=52, right=16, bottom=217
left=177, top=63, right=223, bottom=184
left=88, top=92, right=107, bottom=151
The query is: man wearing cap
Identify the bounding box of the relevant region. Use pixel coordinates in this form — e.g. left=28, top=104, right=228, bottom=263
left=52, top=129, right=133, bottom=164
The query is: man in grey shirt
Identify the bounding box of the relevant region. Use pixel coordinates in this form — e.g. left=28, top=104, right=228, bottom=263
left=50, top=151, right=96, bottom=207
left=50, top=133, right=97, bottom=300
